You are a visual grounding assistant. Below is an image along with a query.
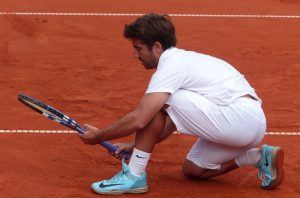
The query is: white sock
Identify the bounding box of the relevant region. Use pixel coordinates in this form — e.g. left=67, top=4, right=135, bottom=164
left=235, top=148, right=262, bottom=167
left=128, top=148, right=151, bottom=177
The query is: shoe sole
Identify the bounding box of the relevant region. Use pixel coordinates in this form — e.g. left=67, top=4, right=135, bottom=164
left=263, top=147, right=285, bottom=190
left=93, top=186, right=148, bottom=195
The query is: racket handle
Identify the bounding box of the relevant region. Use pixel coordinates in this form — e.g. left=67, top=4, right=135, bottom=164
left=76, top=127, right=86, bottom=134
left=78, top=127, right=131, bottom=160
left=100, top=141, right=131, bottom=160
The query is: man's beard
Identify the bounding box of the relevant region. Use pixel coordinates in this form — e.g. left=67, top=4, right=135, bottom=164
left=140, top=58, right=157, bottom=69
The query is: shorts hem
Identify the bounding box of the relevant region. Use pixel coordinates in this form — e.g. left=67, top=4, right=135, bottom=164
left=186, top=156, right=221, bottom=170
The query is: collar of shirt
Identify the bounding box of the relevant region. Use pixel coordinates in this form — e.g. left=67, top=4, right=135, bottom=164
left=157, top=47, right=178, bottom=68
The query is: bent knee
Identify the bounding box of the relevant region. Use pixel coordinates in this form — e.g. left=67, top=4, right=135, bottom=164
left=182, top=159, right=211, bottom=180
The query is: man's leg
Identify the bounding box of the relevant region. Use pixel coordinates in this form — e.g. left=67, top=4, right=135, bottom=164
left=128, top=111, right=177, bottom=177
left=92, top=110, right=172, bottom=195
left=134, top=110, right=167, bottom=152
left=182, top=142, right=284, bottom=189
left=127, top=111, right=168, bottom=178
left=183, top=159, right=238, bottom=179
left=182, top=138, right=249, bottom=179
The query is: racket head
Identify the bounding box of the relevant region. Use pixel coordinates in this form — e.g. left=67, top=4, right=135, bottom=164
left=18, top=94, right=64, bottom=118
left=17, top=94, right=85, bottom=133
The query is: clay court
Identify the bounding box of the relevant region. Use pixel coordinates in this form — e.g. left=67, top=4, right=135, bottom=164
left=0, top=0, right=300, bottom=197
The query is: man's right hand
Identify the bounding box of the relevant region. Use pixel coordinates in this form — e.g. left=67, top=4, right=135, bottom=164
left=79, top=124, right=102, bottom=145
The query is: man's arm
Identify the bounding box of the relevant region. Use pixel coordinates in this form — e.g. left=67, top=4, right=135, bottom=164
left=80, top=92, right=170, bottom=144
left=106, top=115, right=177, bottom=160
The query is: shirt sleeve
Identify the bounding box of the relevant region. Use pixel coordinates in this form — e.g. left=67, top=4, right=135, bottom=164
left=146, top=59, right=185, bottom=94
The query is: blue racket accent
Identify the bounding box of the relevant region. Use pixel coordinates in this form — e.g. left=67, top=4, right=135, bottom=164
left=100, top=141, right=121, bottom=153
left=18, top=94, right=131, bottom=160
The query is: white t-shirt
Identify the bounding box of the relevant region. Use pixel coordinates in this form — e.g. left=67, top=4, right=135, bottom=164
left=146, top=47, right=259, bottom=105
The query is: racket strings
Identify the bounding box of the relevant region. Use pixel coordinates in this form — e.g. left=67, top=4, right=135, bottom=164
left=19, top=94, right=85, bottom=133
left=23, top=100, right=61, bottom=120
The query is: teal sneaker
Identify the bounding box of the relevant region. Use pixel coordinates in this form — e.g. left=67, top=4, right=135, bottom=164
left=256, top=144, right=284, bottom=190
left=91, top=159, right=148, bottom=195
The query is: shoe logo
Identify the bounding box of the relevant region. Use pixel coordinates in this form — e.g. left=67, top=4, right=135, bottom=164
left=136, top=155, right=146, bottom=159
left=264, top=155, right=269, bottom=166
left=99, top=183, right=124, bottom=188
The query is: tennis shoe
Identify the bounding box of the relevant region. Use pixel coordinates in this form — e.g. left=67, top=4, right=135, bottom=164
left=256, top=144, right=284, bottom=189
left=91, top=159, right=148, bottom=195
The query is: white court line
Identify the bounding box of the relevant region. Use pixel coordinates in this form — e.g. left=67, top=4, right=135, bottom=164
left=0, top=130, right=300, bottom=136
left=0, top=12, right=299, bottom=18
left=0, top=130, right=76, bottom=134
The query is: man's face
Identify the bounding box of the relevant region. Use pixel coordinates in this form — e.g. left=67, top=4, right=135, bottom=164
left=131, top=39, right=159, bottom=69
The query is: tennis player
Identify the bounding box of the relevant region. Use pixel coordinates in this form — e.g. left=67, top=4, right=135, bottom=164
left=79, top=13, right=284, bottom=195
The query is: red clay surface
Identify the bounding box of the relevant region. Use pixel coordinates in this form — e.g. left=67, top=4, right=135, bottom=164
left=0, top=0, right=300, bottom=197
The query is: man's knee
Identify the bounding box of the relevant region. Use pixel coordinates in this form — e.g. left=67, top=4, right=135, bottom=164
left=182, top=159, right=210, bottom=180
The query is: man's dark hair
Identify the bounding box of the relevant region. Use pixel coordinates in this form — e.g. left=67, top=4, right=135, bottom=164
left=123, top=13, right=177, bottom=50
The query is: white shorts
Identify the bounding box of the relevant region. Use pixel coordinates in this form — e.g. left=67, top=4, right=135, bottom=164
left=166, top=89, right=266, bottom=169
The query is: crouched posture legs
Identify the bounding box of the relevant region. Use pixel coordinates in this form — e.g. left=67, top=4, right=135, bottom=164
left=91, top=108, right=284, bottom=194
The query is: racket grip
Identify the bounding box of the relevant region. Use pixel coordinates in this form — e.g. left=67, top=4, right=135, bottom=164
left=100, top=141, right=131, bottom=160
left=78, top=127, right=131, bottom=160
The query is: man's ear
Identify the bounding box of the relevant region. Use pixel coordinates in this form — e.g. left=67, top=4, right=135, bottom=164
left=152, top=42, right=163, bottom=54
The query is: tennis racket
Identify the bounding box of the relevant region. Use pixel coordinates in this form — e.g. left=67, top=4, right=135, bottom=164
left=17, top=94, right=130, bottom=160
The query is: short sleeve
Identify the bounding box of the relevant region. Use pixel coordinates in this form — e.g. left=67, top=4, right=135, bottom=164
left=146, top=59, right=185, bottom=94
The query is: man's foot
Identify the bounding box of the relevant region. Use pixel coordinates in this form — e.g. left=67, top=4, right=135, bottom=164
left=91, top=159, right=148, bottom=195
left=256, top=144, right=284, bottom=189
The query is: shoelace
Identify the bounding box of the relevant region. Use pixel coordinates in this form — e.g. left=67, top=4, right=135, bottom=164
left=110, top=171, right=123, bottom=183
left=107, top=159, right=128, bottom=184
left=108, top=168, right=128, bottom=183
